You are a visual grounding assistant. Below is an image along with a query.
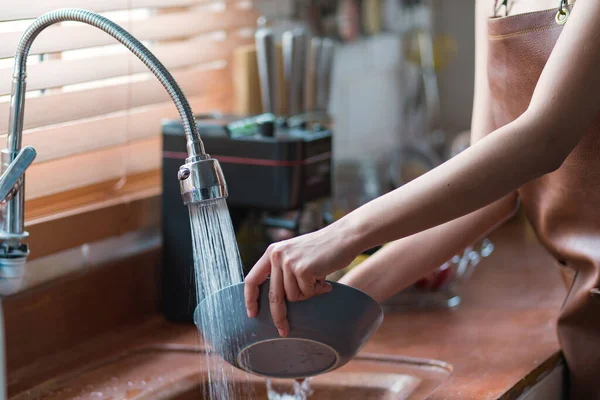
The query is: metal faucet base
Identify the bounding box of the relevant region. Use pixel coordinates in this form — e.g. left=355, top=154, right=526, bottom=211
left=0, top=254, right=28, bottom=279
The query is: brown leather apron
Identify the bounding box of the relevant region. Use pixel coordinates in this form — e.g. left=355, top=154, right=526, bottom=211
left=489, top=3, right=600, bottom=398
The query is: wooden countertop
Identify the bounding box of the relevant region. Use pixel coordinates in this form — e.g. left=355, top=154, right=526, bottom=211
left=7, top=215, right=568, bottom=399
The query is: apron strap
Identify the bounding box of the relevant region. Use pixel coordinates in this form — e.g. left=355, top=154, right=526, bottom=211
left=493, top=0, right=570, bottom=21
left=493, top=0, right=508, bottom=18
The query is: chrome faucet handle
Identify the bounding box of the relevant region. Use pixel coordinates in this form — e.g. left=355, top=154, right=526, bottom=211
left=0, top=146, right=36, bottom=203
left=0, top=146, right=35, bottom=280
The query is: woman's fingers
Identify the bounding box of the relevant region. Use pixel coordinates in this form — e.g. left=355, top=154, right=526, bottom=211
left=245, top=239, right=334, bottom=337
left=283, top=265, right=304, bottom=302
left=269, top=265, right=289, bottom=337
left=297, top=274, right=317, bottom=299
left=314, top=279, right=333, bottom=296
left=297, top=275, right=333, bottom=300
left=244, top=252, right=271, bottom=318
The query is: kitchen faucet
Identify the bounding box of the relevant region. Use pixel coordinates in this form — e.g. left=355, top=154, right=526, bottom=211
left=1, top=8, right=229, bottom=278
left=0, top=8, right=233, bottom=398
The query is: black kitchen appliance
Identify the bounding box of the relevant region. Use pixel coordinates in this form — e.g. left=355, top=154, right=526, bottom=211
left=162, top=114, right=333, bottom=322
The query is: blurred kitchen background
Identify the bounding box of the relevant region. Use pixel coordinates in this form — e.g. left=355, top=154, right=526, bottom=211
left=229, top=0, right=477, bottom=212
left=248, top=0, right=476, bottom=209
left=253, top=0, right=475, bottom=173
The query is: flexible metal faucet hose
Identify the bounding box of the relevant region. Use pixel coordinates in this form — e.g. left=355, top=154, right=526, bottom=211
left=8, top=8, right=205, bottom=158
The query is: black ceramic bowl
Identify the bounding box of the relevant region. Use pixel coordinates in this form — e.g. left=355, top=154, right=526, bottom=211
left=195, top=280, right=383, bottom=379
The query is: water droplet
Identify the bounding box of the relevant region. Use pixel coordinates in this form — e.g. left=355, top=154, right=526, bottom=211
left=125, top=389, right=143, bottom=398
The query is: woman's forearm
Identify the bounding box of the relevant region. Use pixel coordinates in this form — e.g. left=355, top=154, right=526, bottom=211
left=332, top=0, right=600, bottom=255
left=336, top=113, right=563, bottom=254
left=339, top=193, right=518, bottom=302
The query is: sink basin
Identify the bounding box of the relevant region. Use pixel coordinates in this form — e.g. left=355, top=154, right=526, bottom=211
left=168, top=356, right=451, bottom=400
left=10, top=346, right=451, bottom=399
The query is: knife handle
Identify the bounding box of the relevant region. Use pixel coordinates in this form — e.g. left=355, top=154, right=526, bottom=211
left=255, top=28, right=277, bottom=114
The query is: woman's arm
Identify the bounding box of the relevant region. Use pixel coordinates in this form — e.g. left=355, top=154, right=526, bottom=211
left=245, top=0, right=600, bottom=337
left=339, top=1, right=600, bottom=253
left=340, top=0, right=510, bottom=301
left=339, top=193, right=517, bottom=302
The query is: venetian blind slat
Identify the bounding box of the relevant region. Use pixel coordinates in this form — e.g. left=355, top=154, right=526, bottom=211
left=0, top=31, right=252, bottom=95
left=0, top=5, right=257, bottom=58
left=0, top=0, right=204, bottom=22
left=0, top=64, right=231, bottom=134
left=0, top=76, right=232, bottom=164
left=25, top=136, right=161, bottom=200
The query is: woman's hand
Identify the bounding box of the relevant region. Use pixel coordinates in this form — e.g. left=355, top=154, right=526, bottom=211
left=244, top=221, right=361, bottom=337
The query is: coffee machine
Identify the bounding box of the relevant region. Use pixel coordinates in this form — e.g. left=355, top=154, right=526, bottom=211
left=161, top=113, right=333, bottom=322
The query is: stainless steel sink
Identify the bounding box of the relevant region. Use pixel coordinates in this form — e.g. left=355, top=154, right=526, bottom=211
left=10, top=346, right=451, bottom=399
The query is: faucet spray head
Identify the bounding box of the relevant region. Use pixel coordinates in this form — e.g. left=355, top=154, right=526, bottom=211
left=178, top=157, right=228, bottom=205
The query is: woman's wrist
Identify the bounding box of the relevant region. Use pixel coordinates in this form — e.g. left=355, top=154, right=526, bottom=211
left=330, top=212, right=367, bottom=258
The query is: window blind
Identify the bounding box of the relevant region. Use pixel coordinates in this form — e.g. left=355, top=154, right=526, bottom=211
left=0, top=0, right=257, bottom=205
